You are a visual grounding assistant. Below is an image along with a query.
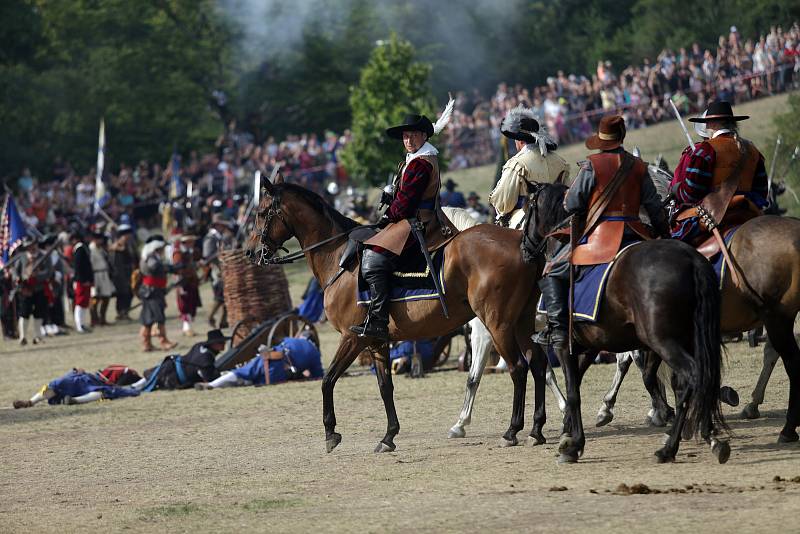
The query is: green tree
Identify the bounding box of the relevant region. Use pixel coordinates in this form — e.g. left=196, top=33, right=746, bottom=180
left=0, top=0, right=233, bottom=179
left=340, top=34, right=435, bottom=186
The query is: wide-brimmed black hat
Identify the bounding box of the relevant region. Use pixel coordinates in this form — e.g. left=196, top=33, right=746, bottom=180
left=500, top=106, right=541, bottom=143
left=386, top=114, right=434, bottom=140
left=688, top=101, right=749, bottom=123
left=203, top=329, right=230, bottom=346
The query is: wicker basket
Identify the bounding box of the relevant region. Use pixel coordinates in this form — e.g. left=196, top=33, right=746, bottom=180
left=220, top=249, right=293, bottom=345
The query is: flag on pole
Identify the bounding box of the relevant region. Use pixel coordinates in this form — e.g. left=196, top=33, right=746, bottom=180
left=94, top=118, right=109, bottom=212
left=0, top=194, right=29, bottom=268
left=253, top=170, right=261, bottom=207
left=169, top=151, right=184, bottom=199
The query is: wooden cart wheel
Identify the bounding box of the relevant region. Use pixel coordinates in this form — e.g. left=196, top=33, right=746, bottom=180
left=266, top=312, right=320, bottom=348
left=228, top=316, right=260, bottom=349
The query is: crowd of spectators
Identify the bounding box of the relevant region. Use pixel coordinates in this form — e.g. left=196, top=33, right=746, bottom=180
left=445, top=22, right=800, bottom=169
left=9, top=22, right=800, bottom=231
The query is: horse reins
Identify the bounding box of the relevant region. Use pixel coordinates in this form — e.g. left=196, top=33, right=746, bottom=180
left=255, top=189, right=376, bottom=265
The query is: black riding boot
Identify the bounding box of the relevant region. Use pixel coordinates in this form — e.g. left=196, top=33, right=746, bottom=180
left=350, top=249, right=394, bottom=341
left=533, top=276, right=569, bottom=349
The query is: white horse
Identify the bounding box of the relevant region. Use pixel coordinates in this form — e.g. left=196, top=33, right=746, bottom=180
left=595, top=341, right=780, bottom=427
left=441, top=207, right=567, bottom=441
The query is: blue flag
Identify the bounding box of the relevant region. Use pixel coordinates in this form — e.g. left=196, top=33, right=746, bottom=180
left=169, top=152, right=184, bottom=199
left=0, top=195, right=29, bottom=268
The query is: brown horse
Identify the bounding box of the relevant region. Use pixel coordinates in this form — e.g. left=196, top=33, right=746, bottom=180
left=524, top=183, right=728, bottom=464
left=596, top=215, right=800, bottom=443
left=244, top=175, right=551, bottom=453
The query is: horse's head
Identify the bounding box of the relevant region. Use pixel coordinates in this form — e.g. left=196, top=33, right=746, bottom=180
left=521, top=181, right=569, bottom=263
left=244, top=172, right=294, bottom=265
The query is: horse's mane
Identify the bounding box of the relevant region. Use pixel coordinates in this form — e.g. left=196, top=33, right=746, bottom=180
left=538, top=183, right=570, bottom=232
left=279, top=183, right=360, bottom=231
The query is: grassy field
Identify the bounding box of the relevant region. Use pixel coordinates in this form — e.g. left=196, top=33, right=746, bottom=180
left=2, top=93, right=798, bottom=533
left=445, top=93, right=795, bottom=214
left=1, top=283, right=798, bottom=532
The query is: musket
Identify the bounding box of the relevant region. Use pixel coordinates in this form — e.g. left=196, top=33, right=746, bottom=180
left=568, top=215, right=579, bottom=357
left=408, top=218, right=449, bottom=318
left=668, top=99, right=693, bottom=149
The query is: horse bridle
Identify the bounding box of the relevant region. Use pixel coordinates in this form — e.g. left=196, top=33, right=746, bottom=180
left=255, top=189, right=291, bottom=265
left=522, top=182, right=572, bottom=260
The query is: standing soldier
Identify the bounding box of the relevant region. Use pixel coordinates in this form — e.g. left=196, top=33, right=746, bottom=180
left=534, top=115, right=669, bottom=348
left=139, top=235, right=177, bottom=352
left=352, top=109, right=458, bottom=340
left=71, top=230, right=94, bottom=334
left=89, top=232, right=114, bottom=326
left=108, top=224, right=136, bottom=321
left=670, top=101, right=768, bottom=243
left=489, top=105, right=569, bottom=229
left=202, top=215, right=234, bottom=329
left=173, top=234, right=201, bottom=337
left=13, top=237, right=52, bottom=345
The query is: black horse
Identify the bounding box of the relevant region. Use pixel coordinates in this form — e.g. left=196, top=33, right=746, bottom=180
left=523, top=183, right=728, bottom=464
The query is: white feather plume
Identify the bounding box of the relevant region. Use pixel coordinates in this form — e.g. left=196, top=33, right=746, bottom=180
left=433, top=94, right=456, bottom=136
left=501, top=104, right=557, bottom=156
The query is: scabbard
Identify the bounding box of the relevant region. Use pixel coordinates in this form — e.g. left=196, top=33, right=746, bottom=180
left=408, top=218, right=449, bottom=318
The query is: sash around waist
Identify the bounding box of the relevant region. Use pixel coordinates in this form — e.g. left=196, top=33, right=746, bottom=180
left=143, top=276, right=167, bottom=288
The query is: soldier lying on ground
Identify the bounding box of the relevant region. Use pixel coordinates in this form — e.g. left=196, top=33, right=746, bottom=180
left=13, top=365, right=141, bottom=408
left=194, top=334, right=322, bottom=390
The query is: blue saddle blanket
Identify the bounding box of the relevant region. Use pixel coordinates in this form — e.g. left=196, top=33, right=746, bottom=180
left=710, top=226, right=740, bottom=289
left=538, top=242, right=641, bottom=322
left=357, top=248, right=446, bottom=305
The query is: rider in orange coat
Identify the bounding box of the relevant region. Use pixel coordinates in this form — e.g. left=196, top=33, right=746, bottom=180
left=535, top=115, right=668, bottom=348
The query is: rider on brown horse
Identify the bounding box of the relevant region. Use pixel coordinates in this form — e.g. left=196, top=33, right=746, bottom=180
left=670, top=100, right=769, bottom=244
left=534, top=115, right=670, bottom=348
left=351, top=113, right=457, bottom=340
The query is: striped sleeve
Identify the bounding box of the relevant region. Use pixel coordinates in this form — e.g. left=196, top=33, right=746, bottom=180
left=671, top=141, right=715, bottom=205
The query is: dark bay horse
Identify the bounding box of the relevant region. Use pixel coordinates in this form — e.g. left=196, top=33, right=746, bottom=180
left=524, top=183, right=728, bottom=464
left=595, top=215, right=800, bottom=443
left=245, top=175, right=551, bottom=454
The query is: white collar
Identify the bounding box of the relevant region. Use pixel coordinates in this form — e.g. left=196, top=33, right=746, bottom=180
left=711, top=129, right=732, bottom=138
left=405, top=142, right=438, bottom=164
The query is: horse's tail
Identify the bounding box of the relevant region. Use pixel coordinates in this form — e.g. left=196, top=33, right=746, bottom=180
left=685, top=257, right=726, bottom=437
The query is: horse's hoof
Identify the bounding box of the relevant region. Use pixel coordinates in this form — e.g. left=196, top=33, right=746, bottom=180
left=557, top=452, right=579, bottom=464
left=741, top=403, right=760, bottom=420
left=527, top=433, right=546, bottom=446
left=326, top=432, right=342, bottom=453
left=711, top=440, right=731, bottom=464
left=499, top=436, right=518, bottom=448
left=777, top=430, right=799, bottom=443
left=374, top=441, right=396, bottom=453
left=448, top=426, right=466, bottom=439
left=654, top=448, right=675, bottom=464
left=720, top=386, right=740, bottom=407
left=12, top=400, right=32, bottom=409
left=558, top=433, right=577, bottom=453
left=596, top=411, right=613, bottom=427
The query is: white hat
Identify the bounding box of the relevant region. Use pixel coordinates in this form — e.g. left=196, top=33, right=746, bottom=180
left=730, top=25, right=738, bottom=33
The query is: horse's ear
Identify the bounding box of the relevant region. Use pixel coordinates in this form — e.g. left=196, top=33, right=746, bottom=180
left=525, top=180, right=540, bottom=196
left=261, top=175, right=274, bottom=195
left=273, top=172, right=285, bottom=185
